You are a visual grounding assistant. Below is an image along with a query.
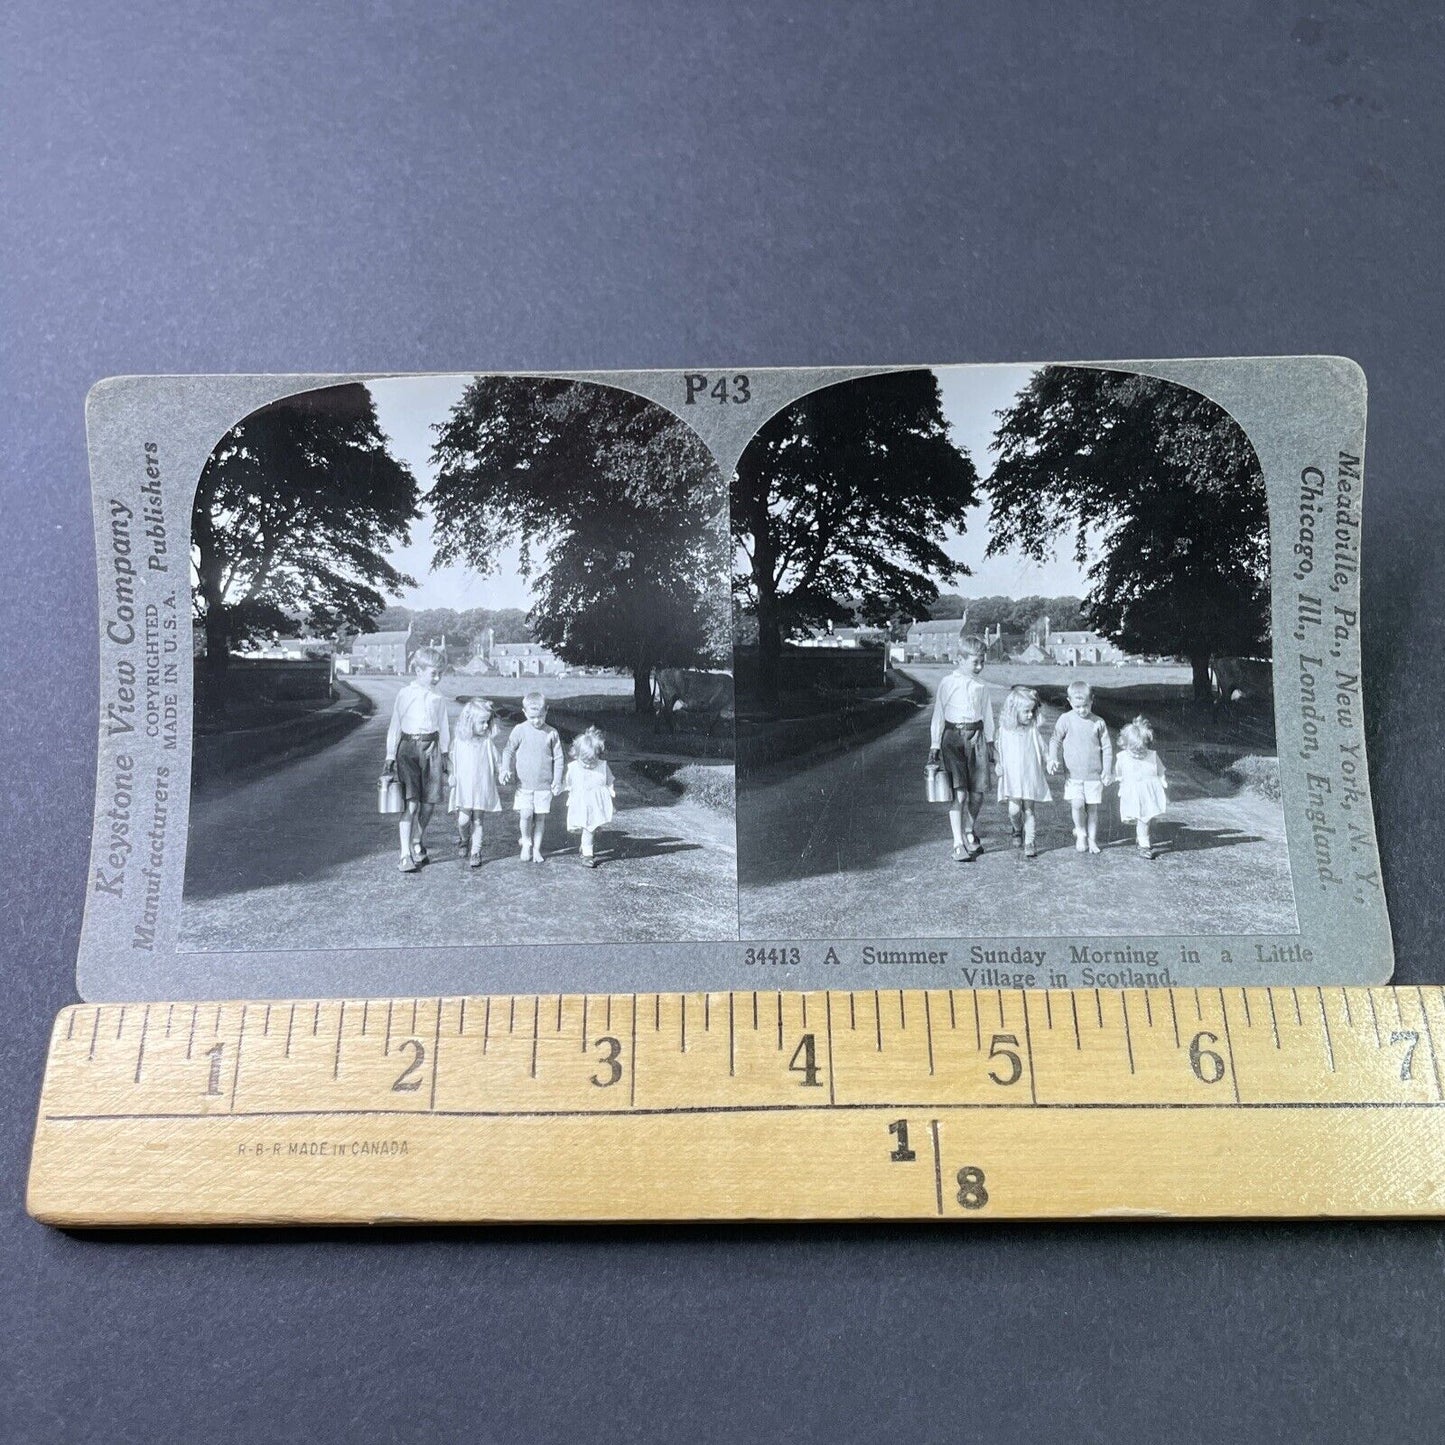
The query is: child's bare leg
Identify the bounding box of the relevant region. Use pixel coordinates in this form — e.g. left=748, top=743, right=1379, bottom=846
left=1086, top=803, right=1101, bottom=854
left=1008, top=800, right=1023, bottom=843
left=581, top=827, right=596, bottom=866
left=1022, top=803, right=1037, bottom=856
left=532, top=815, right=548, bottom=862
left=518, top=810, right=534, bottom=859
left=1135, top=820, right=1152, bottom=853
left=1071, top=799, right=1087, bottom=850
left=416, top=803, right=433, bottom=855
left=947, top=802, right=964, bottom=849
left=456, top=808, right=472, bottom=852
left=399, top=805, right=416, bottom=869
left=964, top=790, right=983, bottom=846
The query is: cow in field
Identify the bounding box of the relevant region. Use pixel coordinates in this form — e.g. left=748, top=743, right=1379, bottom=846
left=653, top=668, right=734, bottom=735
left=1209, top=657, right=1274, bottom=716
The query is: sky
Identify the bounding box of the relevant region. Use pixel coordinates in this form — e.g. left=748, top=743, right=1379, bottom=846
left=365, top=366, right=1091, bottom=617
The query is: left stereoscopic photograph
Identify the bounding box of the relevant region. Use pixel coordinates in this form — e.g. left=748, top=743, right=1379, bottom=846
left=177, top=377, right=737, bottom=952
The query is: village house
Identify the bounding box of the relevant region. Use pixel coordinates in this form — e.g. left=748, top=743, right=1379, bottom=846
left=792, top=625, right=888, bottom=650
left=903, top=617, right=964, bottom=661
left=349, top=625, right=412, bottom=673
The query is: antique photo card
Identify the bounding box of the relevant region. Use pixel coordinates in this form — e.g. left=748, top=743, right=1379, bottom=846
left=77, top=360, right=1390, bottom=1000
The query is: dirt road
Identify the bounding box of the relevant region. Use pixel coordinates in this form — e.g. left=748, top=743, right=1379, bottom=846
left=180, top=677, right=738, bottom=950
left=737, top=667, right=1297, bottom=939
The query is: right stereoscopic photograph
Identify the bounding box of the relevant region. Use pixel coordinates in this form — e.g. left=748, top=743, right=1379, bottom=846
left=732, top=365, right=1297, bottom=940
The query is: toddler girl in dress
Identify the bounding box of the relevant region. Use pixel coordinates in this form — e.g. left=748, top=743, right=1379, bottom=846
left=564, top=726, right=616, bottom=868
left=1115, top=715, right=1168, bottom=859
left=995, top=685, right=1051, bottom=858
left=449, top=697, right=504, bottom=868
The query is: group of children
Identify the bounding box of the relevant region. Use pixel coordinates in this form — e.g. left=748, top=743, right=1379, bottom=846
left=928, top=634, right=1169, bottom=861
left=382, top=648, right=616, bottom=874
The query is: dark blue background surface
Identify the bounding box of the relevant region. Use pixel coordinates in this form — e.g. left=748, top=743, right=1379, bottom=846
left=4, top=2, right=1442, bottom=1439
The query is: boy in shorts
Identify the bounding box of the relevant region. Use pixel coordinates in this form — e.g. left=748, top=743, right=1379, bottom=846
left=383, top=646, right=450, bottom=873
left=1047, top=680, right=1114, bottom=854
left=500, top=691, right=565, bottom=863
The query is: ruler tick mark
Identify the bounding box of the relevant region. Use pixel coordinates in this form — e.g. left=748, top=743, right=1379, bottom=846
left=1217, top=990, right=1242, bottom=1105
left=509, top=997, right=516, bottom=1035
left=729, top=993, right=735, bottom=1076
left=997, top=991, right=1005, bottom=1028
left=429, top=998, right=444, bottom=1111
left=90, top=1008, right=103, bottom=1061
left=262, top=1005, right=271, bottom=1037
left=133, top=1005, right=150, bottom=1084
left=1021, top=993, right=1038, bottom=1104
left=825, top=994, right=837, bottom=1103
left=165, top=1004, right=173, bottom=1039
left=924, top=992, right=934, bottom=1076
left=310, top=1001, right=318, bottom=1037
left=283, top=1005, right=294, bottom=1059
left=1120, top=994, right=1135, bottom=1075
left=849, top=993, right=856, bottom=1031
left=1094, top=991, right=1104, bottom=1030
left=1267, top=989, right=1280, bottom=1049
left=556, top=993, right=563, bottom=1032
left=949, top=990, right=957, bottom=1030
left=1046, top=992, right=1055, bottom=1030
left=898, top=991, right=905, bottom=1030
left=777, top=994, right=784, bottom=1051
left=801, top=995, right=808, bottom=1029
left=704, top=993, right=710, bottom=1032
left=228, top=1005, right=247, bottom=1111
left=333, top=1002, right=345, bottom=1079
left=65, top=1012, right=75, bottom=1043
left=1143, top=992, right=1152, bottom=1029
left=1168, top=991, right=1179, bottom=1049
left=1070, top=994, right=1081, bottom=1050
left=1393, top=991, right=1405, bottom=1027
left=973, top=992, right=982, bottom=1052
left=460, top=998, right=468, bottom=1036
left=116, top=1007, right=126, bottom=1040
left=581, top=996, right=589, bottom=1050
left=875, top=991, right=883, bottom=1052
left=1316, top=989, right=1335, bottom=1073
left=629, top=995, right=638, bottom=1107
left=410, top=999, right=418, bottom=1035
left=752, top=992, right=758, bottom=1031
left=1239, top=989, right=1251, bottom=1028
left=1367, top=989, right=1381, bottom=1047
left=654, top=994, right=661, bottom=1031
left=1193, top=989, right=1202, bottom=1022
left=482, top=997, right=491, bottom=1053
left=530, top=996, right=540, bottom=1078
left=385, top=1000, right=394, bottom=1054
left=362, top=999, right=370, bottom=1036
left=605, top=996, right=612, bottom=1030
left=1291, top=988, right=1302, bottom=1028
left=1340, top=989, right=1352, bottom=1028
left=929, top=1119, right=943, bottom=1216
left=186, top=1006, right=198, bottom=1061
left=681, top=995, right=688, bottom=1053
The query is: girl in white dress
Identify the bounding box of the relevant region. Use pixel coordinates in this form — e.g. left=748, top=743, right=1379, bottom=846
left=1116, top=716, right=1168, bottom=859
left=449, top=697, right=504, bottom=868
left=564, top=726, right=616, bottom=868
left=995, top=686, right=1051, bottom=859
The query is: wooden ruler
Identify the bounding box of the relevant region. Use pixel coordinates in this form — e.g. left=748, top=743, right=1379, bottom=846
left=27, top=987, right=1445, bottom=1226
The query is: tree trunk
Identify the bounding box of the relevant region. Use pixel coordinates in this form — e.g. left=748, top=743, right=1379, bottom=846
left=632, top=665, right=655, bottom=715
left=754, top=585, right=781, bottom=713
left=738, top=457, right=781, bottom=713
left=1190, top=652, right=1213, bottom=705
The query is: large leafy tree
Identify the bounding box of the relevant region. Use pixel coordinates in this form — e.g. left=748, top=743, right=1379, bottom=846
left=733, top=370, right=979, bottom=708
left=191, top=384, right=421, bottom=673
left=430, top=378, right=729, bottom=713
left=988, top=368, right=1270, bottom=700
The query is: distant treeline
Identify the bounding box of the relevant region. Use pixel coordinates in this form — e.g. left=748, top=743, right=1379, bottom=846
left=363, top=605, right=534, bottom=648
left=927, top=594, right=1086, bottom=634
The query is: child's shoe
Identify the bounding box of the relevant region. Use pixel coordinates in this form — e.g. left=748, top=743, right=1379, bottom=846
left=1074, top=830, right=1087, bottom=852
left=1010, top=820, right=1023, bottom=847
left=951, top=843, right=970, bottom=863
left=583, top=851, right=597, bottom=869
left=964, top=832, right=983, bottom=859
left=1024, top=842, right=1037, bottom=859
left=412, top=840, right=429, bottom=865
left=399, top=855, right=418, bottom=874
